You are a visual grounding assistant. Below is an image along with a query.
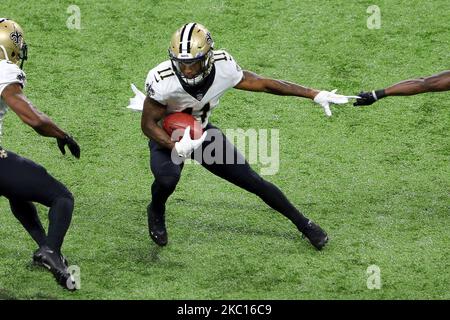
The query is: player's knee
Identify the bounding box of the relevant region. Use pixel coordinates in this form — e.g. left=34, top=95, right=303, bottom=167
left=247, top=170, right=272, bottom=193
left=64, top=190, right=74, bottom=203
left=233, top=166, right=264, bottom=193
left=155, top=175, right=180, bottom=192
left=54, top=187, right=74, bottom=206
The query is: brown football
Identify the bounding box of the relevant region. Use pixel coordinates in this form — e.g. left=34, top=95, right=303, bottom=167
left=162, top=112, right=203, bottom=141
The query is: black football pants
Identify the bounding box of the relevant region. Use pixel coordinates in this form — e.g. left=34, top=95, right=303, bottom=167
left=148, top=123, right=309, bottom=230
left=0, top=149, right=73, bottom=253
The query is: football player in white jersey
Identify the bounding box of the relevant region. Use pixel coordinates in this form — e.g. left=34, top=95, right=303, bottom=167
left=140, top=23, right=356, bottom=250
left=0, top=18, right=79, bottom=290
left=354, top=70, right=450, bottom=106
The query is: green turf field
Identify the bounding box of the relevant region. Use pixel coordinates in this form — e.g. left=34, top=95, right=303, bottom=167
left=0, top=0, right=448, bottom=299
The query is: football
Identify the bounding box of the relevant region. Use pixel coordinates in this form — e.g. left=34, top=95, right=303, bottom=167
left=162, top=112, right=203, bottom=141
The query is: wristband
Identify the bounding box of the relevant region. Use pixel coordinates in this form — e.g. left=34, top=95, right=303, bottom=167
left=373, top=89, right=386, bottom=100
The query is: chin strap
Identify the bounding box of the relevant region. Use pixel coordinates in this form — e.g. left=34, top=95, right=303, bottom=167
left=19, top=42, right=28, bottom=69
left=0, top=44, right=28, bottom=70
left=0, top=45, right=9, bottom=61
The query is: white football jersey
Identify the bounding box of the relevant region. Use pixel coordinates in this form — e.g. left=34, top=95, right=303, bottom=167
left=0, top=59, right=27, bottom=140
left=145, top=50, right=243, bottom=127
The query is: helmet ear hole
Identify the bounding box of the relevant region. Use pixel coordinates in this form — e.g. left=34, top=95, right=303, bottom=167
left=11, top=51, right=15, bottom=57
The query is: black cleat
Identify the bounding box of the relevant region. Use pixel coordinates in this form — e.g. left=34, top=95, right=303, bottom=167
left=300, top=220, right=329, bottom=250
left=147, top=207, right=168, bottom=247
left=33, top=247, right=69, bottom=268
left=33, top=246, right=76, bottom=291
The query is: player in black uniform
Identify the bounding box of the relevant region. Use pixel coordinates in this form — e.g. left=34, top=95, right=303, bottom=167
left=0, top=18, right=79, bottom=290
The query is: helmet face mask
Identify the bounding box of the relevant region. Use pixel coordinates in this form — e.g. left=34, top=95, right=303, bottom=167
left=0, top=18, right=27, bottom=68
left=18, top=41, right=28, bottom=68
left=169, top=23, right=214, bottom=86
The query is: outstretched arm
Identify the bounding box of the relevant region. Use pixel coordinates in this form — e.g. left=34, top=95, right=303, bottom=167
left=385, top=70, right=450, bottom=95
left=1, top=83, right=80, bottom=158
left=234, top=70, right=319, bottom=99
left=2, top=83, right=66, bottom=137
left=354, top=70, right=450, bottom=106
left=234, top=70, right=355, bottom=116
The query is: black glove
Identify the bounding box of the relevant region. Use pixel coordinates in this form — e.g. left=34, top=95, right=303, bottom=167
left=57, top=134, right=80, bottom=159
left=353, top=89, right=386, bottom=106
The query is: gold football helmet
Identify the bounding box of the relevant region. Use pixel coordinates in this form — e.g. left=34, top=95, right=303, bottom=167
left=169, top=23, right=214, bottom=86
left=0, top=18, right=28, bottom=68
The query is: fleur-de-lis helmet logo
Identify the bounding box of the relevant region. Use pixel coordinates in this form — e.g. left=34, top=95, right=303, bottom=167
left=10, top=26, right=23, bottom=48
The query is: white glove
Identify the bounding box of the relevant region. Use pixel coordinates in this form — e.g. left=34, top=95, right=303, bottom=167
left=174, top=126, right=208, bottom=158
left=313, top=89, right=359, bottom=116
left=127, top=84, right=145, bottom=112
